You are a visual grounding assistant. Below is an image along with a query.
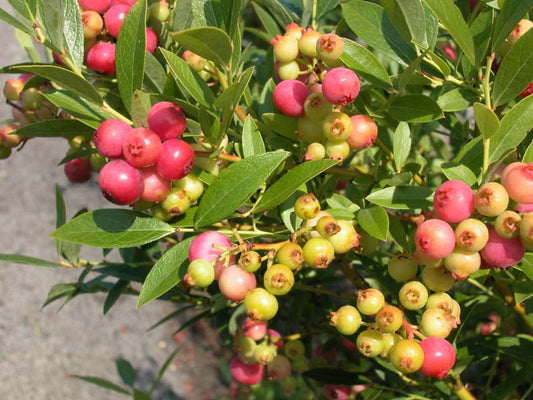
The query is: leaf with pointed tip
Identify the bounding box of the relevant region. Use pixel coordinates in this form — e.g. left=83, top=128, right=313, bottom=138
left=340, top=39, right=392, bottom=89
left=441, top=162, right=478, bottom=186
left=171, top=27, right=232, bottom=68
left=393, top=122, right=411, bottom=171
left=389, top=95, right=443, bottom=123
left=71, top=376, right=131, bottom=395
left=492, top=0, right=533, bottom=51
left=382, top=0, right=426, bottom=46
left=366, top=186, right=433, bottom=209
left=12, top=119, right=94, bottom=139
left=357, top=207, right=389, bottom=241
left=0, top=253, right=62, bottom=268
left=242, top=116, right=265, bottom=158
left=474, top=102, right=500, bottom=140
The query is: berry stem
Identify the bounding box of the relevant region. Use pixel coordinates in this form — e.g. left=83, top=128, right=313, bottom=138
left=448, top=371, right=477, bottom=400
left=249, top=241, right=289, bottom=251
left=482, top=54, right=494, bottom=177
left=194, top=151, right=241, bottom=163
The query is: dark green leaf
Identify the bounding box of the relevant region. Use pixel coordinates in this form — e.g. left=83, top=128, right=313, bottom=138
left=133, top=390, right=150, bottom=400
left=423, top=2, right=439, bottom=50
left=251, top=2, right=281, bottom=38
left=0, top=253, right=62, bottom=268
left=388, top=215, right=409, bottom=250
left=55, top=184, right=66, bottom=255
left=366, top=186, right=433, bottom=209
left=50, top=209, right=175, bottom=248
left=437, top=87, right=479, bottom=112
left=426, top=50, right=451, bottom=78
left=357, top=207, right=389, bottom=241
left=115, top=358, right=136, bottom=387
left=514, top=280, right=533, bottom=304
left=242, top=116, right=265, bottom=158
left=116, top=0, right=146, bottom=112
left=147, top=305, right=196, bottom=331
left=71, top=375, right=131, bottom=395
left=393, top=121, right=411, bottom=171
left=474, top=102, right=500, bottom=140
left=493, top=29, right=533, bottom=107
left=42, top=282, right=78, bottom=308
left=389, top=95, right=443, bottom=123
left=41, top=0, right=64, bottom=53
left=195, top=151, right=290, bottom=227
left=470, top=7, right=494, bottom=65
left=340, top=39, right=392, bottom=89
left=518, top=253, right=533, bottom=280
left=12, top=119, right=94, bottom=139
left=160, top=48, right=216, bottom=108
left=257, top=159, right=338, bottom=211
left=173, top=309, right=211, bottom=335
left=2, top=63, right=102, bottom=104
left=130, top=90, right=152, bottom=127
left=421, top=0, right=477, bottom=66
left=454, top=136, right=483, bottom=175
left=261, top=113, right=298, bottom=139
left=136, top=236, right=195, bottom=308
left=304, top=368, right=363, bottom=385
left=171, top=27, right=231, bottom=68
left=487, top=365, right=533, bottom=400
left=489, top=95, right=533, bottom=163
left=382, top=0, right=427, bottom=46
left=342, top=0, right=416, bottom=65
left=492, top=0, right=533, bottom=51
left=150, top=348, right=180, bottom=394
left=440, top=162, right=478, bottom=186
left=254, top=0, right=294, bottom=29
left=63, top=0, right=84, bottom=69
left=144, top=52, right=166, bottom=94
left=103, top=280, right=129, bottom=315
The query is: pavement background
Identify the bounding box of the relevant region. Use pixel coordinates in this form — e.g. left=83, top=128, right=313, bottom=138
left=0, top=2, right=229, bottom=399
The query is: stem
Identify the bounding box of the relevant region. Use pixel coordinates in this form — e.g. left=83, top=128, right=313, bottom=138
left=311, top=0, right=318, bottom=30
left=194, top=151, right=241, bottom=163
left=293, top=284, right=356, bottom=300
left=249, top=241, right=289, bottom=251
left=482, top=54, right=494, bottom=176
left=448, top=371, right=477, bottom=400
left=493, top=281, right=533, bottom=330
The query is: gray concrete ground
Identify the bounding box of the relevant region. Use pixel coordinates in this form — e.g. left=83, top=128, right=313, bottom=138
left=0, top=2, right=229, bottom=398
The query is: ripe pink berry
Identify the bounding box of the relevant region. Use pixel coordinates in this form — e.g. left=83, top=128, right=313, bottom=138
left=98, top=159, right=144, bottom=205
left=188, top=231, right=235, bottom=280
left=347, top=114, right=378, bottom=150
left=419, top=337, right=456, bottom=379
left=321, top=67, right=360, bottom=106
left=433, top=180, right=474, bottom=223
left=324, top=385, right=351, bottom=400
left=111, top=0, right=136, bottom=5
left=64, top=158, right=92, bottom=183
left=272, top=80, right=310, bottom=117
left=78, top=0, right=112, bottom=13
left=104, top=5, right=130, bottom=38
left=268, top=329, right=284, bottom=351
left=122, top=127, right=162, bottom=168
left=145, top=27, right=158, bottom=53
left=140, top=167, right=170, bottom=203
left=241, top=317, right=267, bottom=341
left=86, top=42, right=116, bottom=74
left=229, top=356, right=265, bottom=385
left=502, top=162, right=533, bottom=204
left=480, top=225, right=525, bottom=269
left=155, top=139, right=194, bottom=180
left=218, top=265, right=257, bottom=302
left=94, top=118, right=132, bottom=159
left=147, top=102, right=187, bottom=140
left=415, top=219, right=455, bottom=260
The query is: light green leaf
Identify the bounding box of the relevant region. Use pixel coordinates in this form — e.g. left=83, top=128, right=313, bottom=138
left=340, top=39, right=392, bottom=89
left=357, top=207, right=389, bottom=241
left=489, top=95, right=533, bottom=163
left=0, top=253, right=62, bottom=268
left=261, top=113, right=298, bottom=139
left=242, top=116, right=265, bottom=158
left=389, top=95, right=443, bottom=123
left=437, top=87, right=479, bottom=112
left=63, top=0, right=84, bottom=69
left=393, top=122, right=411, bottom=171
left=366, top=186, right=433, bottom=209
left=50, top=209, right=175, bottom=248
left=251, top=2, right=281, bottom=38
left=492, top=0, right=533, bottom=51
left=171, top=27, right=232, bottom=68
left=440, top=162, right=478, bottom=186
left=41, top=0, right=63, bottom=53
left=195, top=151, right=290, bottom=227
left=144, top=52, right=166, bottom=94
left=493, top=29, right=533, bottom=107
left=136, top=236, right=195, bottom=308
left=474, top=102, right=500, bottom=139
left=421, top=0, right=477, bottom=66
left=12, top=119, right=94, bottom=139
left=470, top=7, right=494, bottom=65
left=257, top=159, right=338, bottom=211
left=382, top=0, right=427, bottom=46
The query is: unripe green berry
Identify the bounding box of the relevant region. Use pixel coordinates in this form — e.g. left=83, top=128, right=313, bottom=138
left=151, top=203, right=171, bottom=221
left=454, top=218, right=489, bottom=252
left=422, top=266, right=455, bottom=292
left=304, top=142, right=326, bottom=161
left=520, top=212, right=533, bottom=251
left=325, top=139, right=350, bottom=161
left=316, top=215, right=341, bottom=237
left=357, top=288, right=385, bottom=315
left=3, top=78, right=24, bottom=101
left=244, top=288, right=279, bottom=321
left=184, top=259, right=215, bottom=287
left=284, top=340, right=305, bottom=360
left=420, top=308, right=454, bottom=338
left=89, top=152, right=106, bottom=172
left=150, top=0, right=170, bottom=22
left=380, top=333, right=402, bottom=359
left=294, top=193, right=321, bottom=220
left=375, top=305, right=403, bottom=333
left=327, top=220, right=359, bottom=254
left=264, top=263, right=295, bottom=296
left=316, top=33, right=344, bottom=66
left=238, top=251, right=262, bottom=273
left=277, top=60, right=301, bottom=81
left=330, top=305, right=362, bottom=335
left=174, top=173, right=204, bottom=202
left=495, top=210, right=521, bottom=238
left=20, top=88, right=43, bottom=111
left=233, top=334, right=257, bottom=363
left=297, top=116, right=324, bottom=143
left=426, top=292, right=454, bottom=312
left=389, top=339, right=424, bottom=374
left=304, top=92, right=332, bottom=121
left=399, top=281, right=428, bottom=310
left=388, top=253, right=418, bottom=282
left=276, top=242, right=304, bottom=270
left=298, top=28, right=322, bottom=57
left=254, top=342, right=278, bottom=365
left=302, top=237, right=335, bottom=268
left=322, top=111, right=352, bottom=141
left=356, top=329, right=384, bottom=357
left=160, top=188, right=191, bottom=217
left=443, top=248, right=481, bottom=281
left=272, top=34, right=299, bottom=63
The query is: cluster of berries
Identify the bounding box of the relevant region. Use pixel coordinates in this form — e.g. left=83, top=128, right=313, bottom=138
left=92, top=101, right=201, bottom=219
left=270, top=24, right=378, bottom=162
left=77, top=0, right=164, bottom=74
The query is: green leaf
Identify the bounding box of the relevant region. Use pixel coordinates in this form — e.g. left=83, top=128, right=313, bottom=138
left=389, top=95, right=443, bottom=123
left=171, top=27, right=231, bottom=68
left=454, top=136, right=484, bottom=176
left=0, top=8, right=33, bottom=34
left=304, top=368, right=363, bottom=385
left=12, top=119, right=94, bottom=139
left=144, top=52, right=167, bottom=94
left=242, top=116, right=265, bottom=158
left=136, top=236, right=195, bottom=308
left=393, top=122, right=411, bottom=171
left=251, top=2, right=281, bottom=38
left=487, top=365, right=533, bottom=400
left=382, top=0, right=427, bottom=46
left=489, top=95, right=533, bottom=163
left=253, top=0, right=294, bottom=29
left=523, top=142, right=533, bottom=163
left=366, top=186, right=433, bottom=209
left=133, top=390, right=151, bottom=400
left=341, top=0, right=416, bottom=65
left=150, top=348, right=180, bottom=394
left=195, top=151, right=290, bottom=227
left=474, top=102, right=500, bottom=140
left=50, top=209, right=175, bottom=248
left=41, top=0, right=64, bottom=53
left=261, top=113, right=298, bottom=139
left=71, top=375, right=131, bottom=395
left=357, top=207, right=389, bottom=241
left=492, top=0, right=533, bottom=51
left=115, top=358, right=136, bottom=387
left=426, top=50, right=450, bottom=78
left=0, top=253, right=62, bottom=268
left=130, top=90, right=152, bottom=127
left=470, top=7, right=494, bottom=65
left=421, top=0, right=477, bottom=66
left=15, top=28, right=41, bottom=62
left=440, top=162, right=478, bottom=186
left=42, top=282, right=78, bottom=308
left=326, top=193, right=360, bottom=213
left=256, top=159, right=338, bottom=211
left=514, top=280, right=533, bottom=304
left=437, top=88, right=479, bottom=112
left=62, top=0, right=84, bottom=69
left=103, top=280, right=129, bottom=315
left=160, top=48, right=216, bottom=108
left=147, top=305, right=196, bottom=331
left=116, top=0, right=146, bottom=113
left=493, top=29, right=533, bottom=107
left=340, top=39, right=392, bottom=89
left=1, top=63, right=102, bottom=104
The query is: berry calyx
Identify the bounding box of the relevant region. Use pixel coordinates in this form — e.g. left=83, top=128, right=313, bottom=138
left=375, top=305, right=403, bottom=333
left=122, top=128, right=162, bottom=168
left=399, top=281, right=429, bottom=310
left=276, top=242, right=304, bottom=270
left=294, top=193, right=321, bottom=220
left=316, top=33, right=344, bottom=66
left=357, top=288, right=385, bottom=316
left=356, top=329, right=384, bottom=357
